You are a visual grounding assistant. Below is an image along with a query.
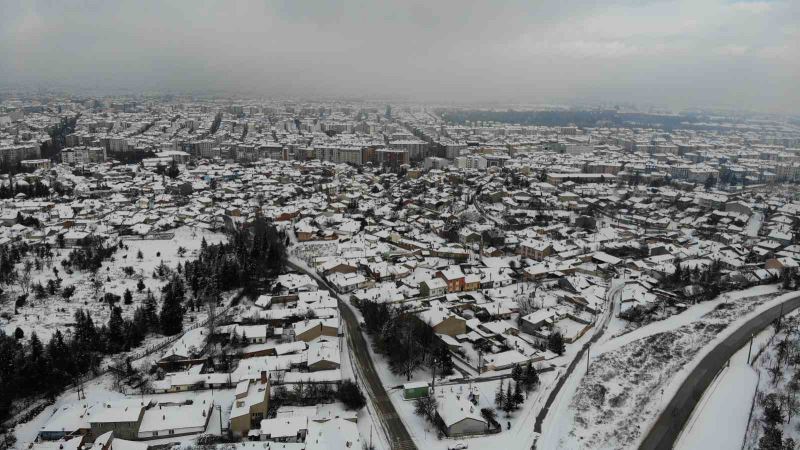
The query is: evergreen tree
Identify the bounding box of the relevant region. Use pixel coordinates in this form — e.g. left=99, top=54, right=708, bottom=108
left=132, top=306, right=149, bottom=339
left=123, top=288, right=133, bottom=305
left=106, top=307, right=125, bottom=353
left=136, top=278, right=145, bottom=292
left=548, top=331, right=566, bottom=356
left=763, top=393, right=784, bottom=427
left=143, top=290, right=158, bottom=329
left=511, top=364, right=523, bottom=382
left=495, top=379, right=506, bottom=409
left=671, top=262, right=683, bottom=286
left=513, top=380, right=525, bottom=407
left=159, top=281, right=184, bottom=336
left=337, top=380, right=366, bottom=410
left=22, top=332, right=46, bottom=395
left=62, top=285, right=75, bottom=300
left=166, top=160, right=180, bottom=179
left=758, top=425, right=783, bottom=450
left=503, top=382, right=515, bottom=416
left=47, top=330, right=73, bottom=377
left=524, top=361, right=539, bottom=391
left=704, top=174, right=715, bottom=190
left=73, top=309, right=100, bottom=351
left=434, top=342, right=454, bottom=376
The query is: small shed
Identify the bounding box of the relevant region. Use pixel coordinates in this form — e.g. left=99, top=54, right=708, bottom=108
left=403, top=381, right=430, bottom=400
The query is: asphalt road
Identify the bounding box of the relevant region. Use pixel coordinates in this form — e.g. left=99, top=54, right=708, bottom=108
left=640, top=292, right=800, bottom=450
left=287, top=260, right=417, bottom=450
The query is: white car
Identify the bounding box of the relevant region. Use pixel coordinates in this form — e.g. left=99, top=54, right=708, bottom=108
left=448, top=443, right=468, bottom=450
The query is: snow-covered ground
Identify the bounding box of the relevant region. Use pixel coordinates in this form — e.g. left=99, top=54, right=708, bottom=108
left=741, top=310, right=800, bottom=449
left=675, top=320, right=775, bottom=450
left=745, top=212, right=764, bottom=238
left=540, top=286, right=792, bottom=449
left=1, top=226, right=226, bottom=340
left=599, top=284, right=781, bottom=354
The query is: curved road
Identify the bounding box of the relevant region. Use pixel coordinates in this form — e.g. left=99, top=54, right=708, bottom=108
left=534, top=279, right=622, bottom=437
left=287, top=260, right=417, bottom=450
left=640, top=292, right=800, bottom=450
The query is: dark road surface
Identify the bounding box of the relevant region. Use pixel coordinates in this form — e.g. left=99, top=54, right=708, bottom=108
left=288, top=260, right=417, bottom=450
left=640, top=292, right=800, bottom=450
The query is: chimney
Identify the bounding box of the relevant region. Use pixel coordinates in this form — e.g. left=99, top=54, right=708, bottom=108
left=261, top=370, right=268, bottom=384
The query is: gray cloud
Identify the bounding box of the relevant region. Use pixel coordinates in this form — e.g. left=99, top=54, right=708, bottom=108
left=0, top=0, right=797, bottom=113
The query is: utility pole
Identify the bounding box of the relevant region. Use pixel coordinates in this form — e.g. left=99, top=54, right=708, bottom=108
left=586, top=343, right=591, bottom=372
left=431, top=357, right=437, bottom=395
left=747, top=333, right=754, bottom=364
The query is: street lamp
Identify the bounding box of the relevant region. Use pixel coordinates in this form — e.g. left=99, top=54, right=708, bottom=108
left=215, top=404, right=223, bottom=436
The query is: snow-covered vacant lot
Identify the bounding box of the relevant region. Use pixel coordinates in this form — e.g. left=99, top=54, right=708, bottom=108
left=551, top=287, right=786, bottom=449
left=1, top=226, right=226, bottom=340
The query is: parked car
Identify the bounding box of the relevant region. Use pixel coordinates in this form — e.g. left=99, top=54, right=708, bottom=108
left=448, top=443, right=468, bottom=450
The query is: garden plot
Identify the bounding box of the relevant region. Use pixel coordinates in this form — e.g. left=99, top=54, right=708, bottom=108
left=1, top=226, right=226, bottom=340
left=290, top=241, right=338, bottom=264
left=561, top=291, right=780, bottom=449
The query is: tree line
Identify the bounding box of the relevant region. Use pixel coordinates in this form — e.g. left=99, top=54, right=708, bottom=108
left=39, top=115, right=80, bottom=161
left=183, top=215, right=286, bottom=300
left=359, top=300, right=454, bottom=381
left=0, top=217, right=285, bottom=427
left=0, top=273, right=191, bottom=424
left=0, top=180, right=50, bottom=199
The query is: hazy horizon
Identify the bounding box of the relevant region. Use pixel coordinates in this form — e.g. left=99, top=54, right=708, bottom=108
left=1, top=0, right=797, bottom=114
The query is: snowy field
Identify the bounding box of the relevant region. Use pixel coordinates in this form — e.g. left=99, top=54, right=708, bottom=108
left=1, top=226, right=226, bottom=340
left=543, top=286, right=788, bottom=449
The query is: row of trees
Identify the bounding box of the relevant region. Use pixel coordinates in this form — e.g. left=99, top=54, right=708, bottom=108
left=359, top=300, right=454, bottom=381
left=270, top=379, right=365, bottom=420
left=1, top=217, right=285, bottom=425
left=781, top=268, right=800, bottom=291
left=0, top=274, right=193, bottom=422
left=759, top=393, right=795, bottom=450
left=0, top=180, right=50, bottom=199
left=0, top=243, right=29, bottom=285
left=62, top=237, right=120, bottom=272
left=757, top=316, right=800, bottom=450
left=183, top=215, right=286, bottom=300
left=495, top=362, right=541, bottom=416
left=154, top=160, right=181, bottom=179
left=39, top=115, right=80, bottom=161
left=0, top=300, right=155, bottom=421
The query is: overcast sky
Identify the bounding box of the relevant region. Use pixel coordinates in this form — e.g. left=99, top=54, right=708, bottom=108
left=1, top=0, right=797, bottom=113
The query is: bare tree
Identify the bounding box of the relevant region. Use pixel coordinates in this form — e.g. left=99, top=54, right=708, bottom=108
left=20, top=260, right=33, bottom=294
